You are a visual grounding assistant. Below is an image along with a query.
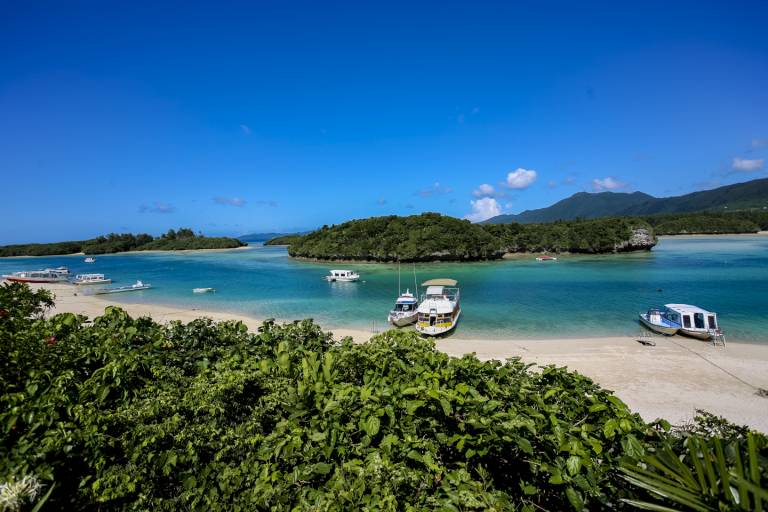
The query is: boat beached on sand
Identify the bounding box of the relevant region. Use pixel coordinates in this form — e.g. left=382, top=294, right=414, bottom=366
left=639, top=307, right=681, bottom=336
left=93, top=280, right=151, bottom=294
left=416, top=279, right=461, bottom=336
left=388, top=290, right=419, bottom=326
left=3, top=270, right=70, bottom=283
left=664, top=304, right=722, bottom=341
left=72, top=273, right=112, bottom=286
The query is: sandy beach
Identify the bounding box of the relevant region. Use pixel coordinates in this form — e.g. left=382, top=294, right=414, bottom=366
left=29, top=282, right=768, bottom=433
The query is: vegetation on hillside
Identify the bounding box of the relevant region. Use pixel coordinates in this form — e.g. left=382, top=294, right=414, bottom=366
left=642, top=211, right=768, bottom=235
left=1, top=282, right=765, bottom=510
left=0, top=228, right=245, bottom=257
left=264, top=234, right=305, bottom=246
left=281, top=213, right=654, bottom=261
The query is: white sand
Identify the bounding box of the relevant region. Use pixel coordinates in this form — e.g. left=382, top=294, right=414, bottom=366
left=30, top=283, right=768, bottom=433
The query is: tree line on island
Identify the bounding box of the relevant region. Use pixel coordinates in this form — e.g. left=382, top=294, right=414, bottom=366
left=1, top=282, right=765, bottom=510
left=266, top=210, right=768, bottom=262
left=0, top=228, right=245, bottom=257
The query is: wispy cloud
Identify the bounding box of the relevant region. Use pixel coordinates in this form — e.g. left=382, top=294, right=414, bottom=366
left=752, top=138, right=768, bottom=149
left=240, top=124, right=251, bottom=135
left=376, top=198, right=387, bottom=205
left=591, top=177, right=626, bottom=191
left=547, top=180, right=557, bottom=189
left=472, top=183, right=496, bottom=198
left=505, top=168, right=537, bottom=189
left=214, top=196, right=247, bottom=207
left=138, top=202, right=175, bottom=214
left=732, top=157, right=764, bottom=172
left=416, top=182, right=453, bottom=198
left=253, top=200, right=278, bottom=207
left=464, top=197, right=501, bottom=223
left=562, top=176, right=577, bottom=185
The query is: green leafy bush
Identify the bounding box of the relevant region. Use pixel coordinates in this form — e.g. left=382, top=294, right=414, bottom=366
left=1, top=283, right=765, bottom=510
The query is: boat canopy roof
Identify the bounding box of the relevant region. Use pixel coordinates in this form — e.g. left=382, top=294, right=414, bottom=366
left=330, top=269, right=355, bottom=274
left=425, top=286, right=446, bottom=296
left=665, top=304, right=714, bottom=315
left=422, top=278, right=457, bottom=287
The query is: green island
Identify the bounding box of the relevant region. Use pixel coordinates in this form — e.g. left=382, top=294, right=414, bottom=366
left=0, top=228, right=245, bottom=257
left=266, top=210, right=768, bottom=262
left=1, top=282, right=766, bottom=510
left=268, top=213, right=656, bottom=261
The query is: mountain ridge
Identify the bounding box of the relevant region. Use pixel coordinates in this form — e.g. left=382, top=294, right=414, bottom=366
left=483, top=178, right=768, bottom=224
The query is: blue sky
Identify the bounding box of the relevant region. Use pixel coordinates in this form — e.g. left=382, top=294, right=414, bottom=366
left=1, top=1, right=767, bottom=243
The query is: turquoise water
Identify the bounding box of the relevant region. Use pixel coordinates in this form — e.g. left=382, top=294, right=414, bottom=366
left=2, top=236, right=767, bottom=341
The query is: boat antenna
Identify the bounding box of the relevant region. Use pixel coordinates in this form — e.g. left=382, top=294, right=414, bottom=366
left=413, top=263, right=418, bottom=299
left=398, top=260, right=401, bottom=295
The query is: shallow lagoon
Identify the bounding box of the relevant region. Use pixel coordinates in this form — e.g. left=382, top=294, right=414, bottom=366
left=2, top=235, right=767, bottom=341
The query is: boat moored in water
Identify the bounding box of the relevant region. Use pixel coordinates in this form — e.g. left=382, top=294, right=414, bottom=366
left=664, top=304, right=721, bottom=340
left=94, top=280, right=151, bottom=294
left=72, top=273, right=112, bottom=285
left=388, top=290, right=419, bottom=326
left=536, top=255, right=557, bottom=261
left=324, top=270, right=360, bottom=282
left=84, top=257, right=96, bottom=263
left=3, top=270, right=70, bottom=283
left=416, top=279, right=461, bottom=336
left=193, top=287, right=216, bottom=293
left=639, top=307, right=681, bottom=336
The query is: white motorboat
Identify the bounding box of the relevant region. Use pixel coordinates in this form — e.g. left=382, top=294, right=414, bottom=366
left=94, top=280, right=151, bottom=294
left=639, top=307, right=680, bottom=336
left=3, top=270, right=69, bottom=283
left=324, top=270, right=360, bottom=282
left=388, top=290, right=419, bottom=326
left=536, top=255, right=557, bottom=261
left=193, top=287, right=216, bottom=293
left=415, top=279, right=461, bottom=336
left=72, top=274, right=112, bottom=286
left=84, top=257, right=96, bottom=263
left=664, top=304, right=721, bottom=340
left=45, top=266, right=70, bottom=275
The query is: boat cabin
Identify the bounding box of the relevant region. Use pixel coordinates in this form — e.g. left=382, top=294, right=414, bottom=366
left=416, top=279, right=461, bottom=335
left=325, top=270, right=360, bottom=281
left=664, top=304, right=719, bottom=335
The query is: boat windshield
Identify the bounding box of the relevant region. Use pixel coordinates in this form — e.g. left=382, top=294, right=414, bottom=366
left=394, top=303, right=414, bottom=312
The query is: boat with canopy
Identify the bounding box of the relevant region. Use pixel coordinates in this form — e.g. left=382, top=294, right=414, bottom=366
left=415, top=278, right=461, bottom=336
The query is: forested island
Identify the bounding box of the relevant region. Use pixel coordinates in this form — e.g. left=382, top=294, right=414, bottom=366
left=642, top=211, right=768, bottom=235
left=0, top=228, right=245, bottom=257
left=271, top=213, right=656, bottom=262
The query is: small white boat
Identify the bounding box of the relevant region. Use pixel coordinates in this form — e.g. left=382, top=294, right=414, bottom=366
left=94, top=280, right=151, bottom=294
left=664, top=304, right=721, bottom=340
left=536, top=255, right=557, bottom=261
left=193, top=287, right=216, bottom=293
left=639, top=307, right=680, bottom=336
left=324, top=270, right=360, bottom=282
left=3, top=270, right=69, bottom=283
left=84, top=257, right=96, bottom=263
left=416, top=279, right=461, bottom=336
left=388, top=290, right=419, bottom=326
left=72, top=273, right=112, bottom=286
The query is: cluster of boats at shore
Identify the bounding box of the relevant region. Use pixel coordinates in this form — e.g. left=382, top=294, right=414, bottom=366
left=2, top=266, right=151, bottom=295
left=1, top=261, right=726, bottom=343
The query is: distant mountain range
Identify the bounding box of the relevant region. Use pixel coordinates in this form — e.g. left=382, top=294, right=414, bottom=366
left=483, top=178, right=768, bottom=224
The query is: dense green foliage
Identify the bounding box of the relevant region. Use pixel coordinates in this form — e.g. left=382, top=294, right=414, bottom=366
left=284, top=213, right=654, bottom=261
left=642, top=211, right=768, bottom=235
left=0, top=228, right=245, bottom=257
left=1, top=283, right=766, bottom=510
left=484, top=178, right=768, bottom=224
left=264, top=234, right=305, bottom=246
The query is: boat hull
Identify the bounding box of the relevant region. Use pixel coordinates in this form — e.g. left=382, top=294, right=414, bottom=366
left=74, top=280, right=112, bottom=286
left=388, top=312, right=418, bottom=327
left=639, top=314, right=678, bottom=336
left=679, top=329, right=713, bottom=340
left=416, top=309, right=461, bottom=336
left=3, top=276, right=67, bottom=283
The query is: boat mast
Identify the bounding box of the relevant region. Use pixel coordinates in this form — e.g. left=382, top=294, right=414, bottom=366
left=397, top=260, right=401, bottom=295
left=413, top=263, right=418, bottom=299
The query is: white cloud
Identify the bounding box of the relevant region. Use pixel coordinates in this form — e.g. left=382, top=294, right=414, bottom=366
left=472, top=183, right=496, bottom=197
left=505, top=168, right=537, bottom=189
left=240, top=124, right=251, bottom=135
left=464, top=197, right=501, bottom=223
left=732, top=157, right=764, bottom=172
left=591, top=177, right=626, bottom=191
left=214, top=196, right=247, bottom=207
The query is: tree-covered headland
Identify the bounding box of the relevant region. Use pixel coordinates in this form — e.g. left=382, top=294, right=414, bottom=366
left=1, top=282, right=766, bottom=510
left=0, top=228, right=245, bottom=257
